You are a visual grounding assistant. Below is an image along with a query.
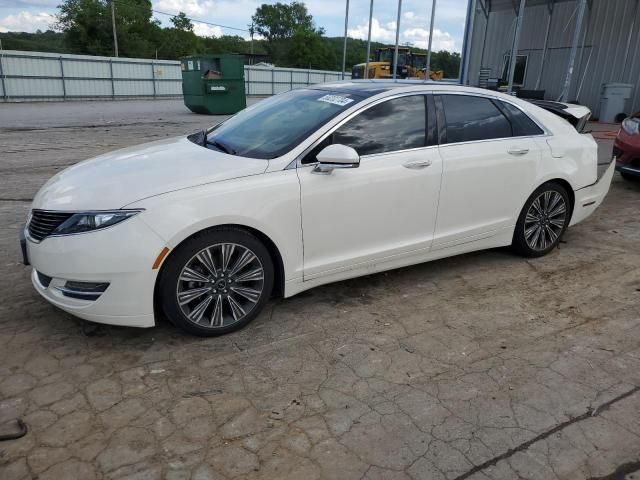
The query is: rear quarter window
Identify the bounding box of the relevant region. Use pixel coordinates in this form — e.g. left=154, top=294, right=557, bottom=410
left=497, top=101, right=544, bottom=136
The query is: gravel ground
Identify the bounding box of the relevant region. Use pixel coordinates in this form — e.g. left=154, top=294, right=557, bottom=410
left=1, top=99, right=639, bottom=480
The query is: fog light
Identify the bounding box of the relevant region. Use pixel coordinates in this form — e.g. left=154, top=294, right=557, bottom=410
left=55, top=281, right=110, bottom=301
left=36, top=271, right=52, bottom=288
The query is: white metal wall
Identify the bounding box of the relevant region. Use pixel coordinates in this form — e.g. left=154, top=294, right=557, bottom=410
left=0, top=50, right=181, bottom=100
left=0, top=50, right=349, bottom=102
left=468, top=0, right=640, bottom=117
left=244, top=66, right=347, bottom=95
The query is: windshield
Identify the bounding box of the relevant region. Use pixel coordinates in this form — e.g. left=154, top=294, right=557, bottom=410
left=376, top=50, right=408, bottom=66
left=412, top=55, right=426, bottom=69
left=204, top=89, right=363, bottom=159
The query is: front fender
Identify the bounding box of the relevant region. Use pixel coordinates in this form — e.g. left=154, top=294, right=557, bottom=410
left=129, top=170, right=303, bottom=282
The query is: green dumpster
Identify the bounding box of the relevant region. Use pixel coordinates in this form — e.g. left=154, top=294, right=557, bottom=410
left=180, top=54, right=246, bottom=115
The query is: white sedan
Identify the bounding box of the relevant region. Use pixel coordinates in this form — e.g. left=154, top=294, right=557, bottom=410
left=22, top=82, right=615, bottom=336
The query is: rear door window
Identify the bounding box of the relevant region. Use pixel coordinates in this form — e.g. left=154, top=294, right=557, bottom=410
left=441, top=94, right=512, bottom=144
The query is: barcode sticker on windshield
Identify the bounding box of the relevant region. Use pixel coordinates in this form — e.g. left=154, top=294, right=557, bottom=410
left=317, top=94, right=354, bottom=107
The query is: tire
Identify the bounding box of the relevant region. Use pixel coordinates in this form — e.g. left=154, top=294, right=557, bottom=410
left=159, top=227, right=274, bottom=336
left=621, top=171, right=639, bottom=182
left=512, top=182, right=571, bottom=258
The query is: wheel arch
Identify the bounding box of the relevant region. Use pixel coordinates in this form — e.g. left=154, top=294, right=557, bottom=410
left=512, top=177, right=576, bottom=257
left=153, top=223, right=286, bottom=320
left=541, top=178, right=575, bottom=217
left=524, top=177, right=575, bottom=218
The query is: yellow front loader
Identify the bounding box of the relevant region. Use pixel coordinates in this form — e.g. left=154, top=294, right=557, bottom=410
left=351, top=48, right=444, bottom=81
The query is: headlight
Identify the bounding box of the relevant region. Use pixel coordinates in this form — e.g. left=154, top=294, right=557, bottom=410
left=622, top=117, right=640, bottom=135
left=53, top=210, right=142, bottom=236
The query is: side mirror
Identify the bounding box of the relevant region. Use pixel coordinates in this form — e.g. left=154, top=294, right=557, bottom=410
left=313, top=144, right=360, bottom=174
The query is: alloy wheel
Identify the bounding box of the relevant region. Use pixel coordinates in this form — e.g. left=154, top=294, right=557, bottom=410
left=523, top=190, right=567, bottom=251
left=176, top=243, right=265, bottom=328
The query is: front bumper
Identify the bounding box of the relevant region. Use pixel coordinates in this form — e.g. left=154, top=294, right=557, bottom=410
left=25, top=215, right=167, bottom=328
left=570, top=159, right=615, bottom=226
left=615, top=163, right=640, bottom=178
left=613, top=133, right=640, bottom=177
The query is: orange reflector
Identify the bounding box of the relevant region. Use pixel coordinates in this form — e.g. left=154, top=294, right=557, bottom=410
left=152, top=247, right=170, bottom=270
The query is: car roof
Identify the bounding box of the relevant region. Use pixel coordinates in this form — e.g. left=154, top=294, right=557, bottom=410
left=310, top=80, right=501, bottom=98
left=309, top=80, right=446, bottom=97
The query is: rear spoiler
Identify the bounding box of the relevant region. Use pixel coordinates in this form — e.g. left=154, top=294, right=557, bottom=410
left=527, top=100, right=591, bottom=133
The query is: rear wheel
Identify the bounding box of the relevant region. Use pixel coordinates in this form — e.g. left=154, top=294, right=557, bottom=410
left=512, top=183, right=571, bottom=257
left=621, top=171, right=639, bottom=181
left=159, top=228, right=273, bottom=336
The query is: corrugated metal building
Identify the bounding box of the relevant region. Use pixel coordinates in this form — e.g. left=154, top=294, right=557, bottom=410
left=464, top=0, right=640, bottom=118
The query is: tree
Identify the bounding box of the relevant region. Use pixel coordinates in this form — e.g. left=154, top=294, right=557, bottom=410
left=287, top=29, right=335, bottom=70
left=56, top=0, right=159, bottom=57
left=0, top=30, right=69, bottom=54
left=251, top=2, right=322, bottom=64
left=430, top=50, right=461, bottom=78
left=251, top=2, right=318, bottom=42
left=56, top=0, right=112, bottom=55
left=14, top=0, right=459, bottom=71
left=170, top=12, right=194, bottom=32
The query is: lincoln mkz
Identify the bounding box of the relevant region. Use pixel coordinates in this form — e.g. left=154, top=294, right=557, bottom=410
left=21, top=82, right=615, bottom=336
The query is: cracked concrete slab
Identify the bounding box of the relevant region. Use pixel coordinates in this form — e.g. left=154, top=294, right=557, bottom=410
left=1, top=100, right=639, bottom=480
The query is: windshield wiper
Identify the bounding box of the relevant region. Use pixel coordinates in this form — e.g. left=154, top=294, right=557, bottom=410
left=206, top=138, right=236, bottom=155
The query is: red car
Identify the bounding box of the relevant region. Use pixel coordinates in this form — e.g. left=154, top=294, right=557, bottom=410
left=614, top=114, right=640, bottom=180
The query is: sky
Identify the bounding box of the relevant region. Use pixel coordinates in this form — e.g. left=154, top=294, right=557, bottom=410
left=0, top=0, right=470, bottom=52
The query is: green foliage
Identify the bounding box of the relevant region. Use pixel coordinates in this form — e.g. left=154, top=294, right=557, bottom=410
left=56, top=0, right=113, bottom=56
left=287, top=29, right=336, bottom=70
left=0, top=30, right=69, bottom=53
left=57, top=0, right=159, bottom=57
left=170, top=12, right=193, bottom=32
left=202, top=35, right=266, bottom=55
left=251, top=2, right=319, bottom=42
left=0, top=0, right=460, bottom=77
left=154, top=28, right=198, bottom=59
left=430, top=50, right=461, bottom=78
left=251, top=1, right=324, bottom=66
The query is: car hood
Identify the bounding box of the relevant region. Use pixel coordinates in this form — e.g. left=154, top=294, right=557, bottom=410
left=32, top=136, right=269, bottom=210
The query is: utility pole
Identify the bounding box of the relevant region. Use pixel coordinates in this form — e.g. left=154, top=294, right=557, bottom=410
left=111, top=0, right=119, bottom=58
left=341, top=0, right=350, bottom=80
left=249, top=21, right=255, bottom=55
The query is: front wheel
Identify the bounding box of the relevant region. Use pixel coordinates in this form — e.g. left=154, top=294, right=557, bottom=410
left=512, top=183, right=571, bottom=258
left=159, top=228, right=274, bottom=336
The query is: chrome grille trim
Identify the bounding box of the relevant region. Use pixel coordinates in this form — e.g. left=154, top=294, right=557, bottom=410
left=27, top=210, right=74, bottom=242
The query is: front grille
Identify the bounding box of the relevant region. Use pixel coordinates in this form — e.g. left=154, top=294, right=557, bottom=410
left=28, top=210, right=74, bottom=241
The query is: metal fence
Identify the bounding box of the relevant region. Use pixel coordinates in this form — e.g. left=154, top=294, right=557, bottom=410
left=0, top=50, right=350, bottom=102
left=244, top=66, right=349, bottom=95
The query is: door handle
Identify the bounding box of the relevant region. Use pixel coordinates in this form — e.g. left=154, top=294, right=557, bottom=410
left=403, top=159, right=432, bottom=169
left=508, top=147, right=529, bottom=156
